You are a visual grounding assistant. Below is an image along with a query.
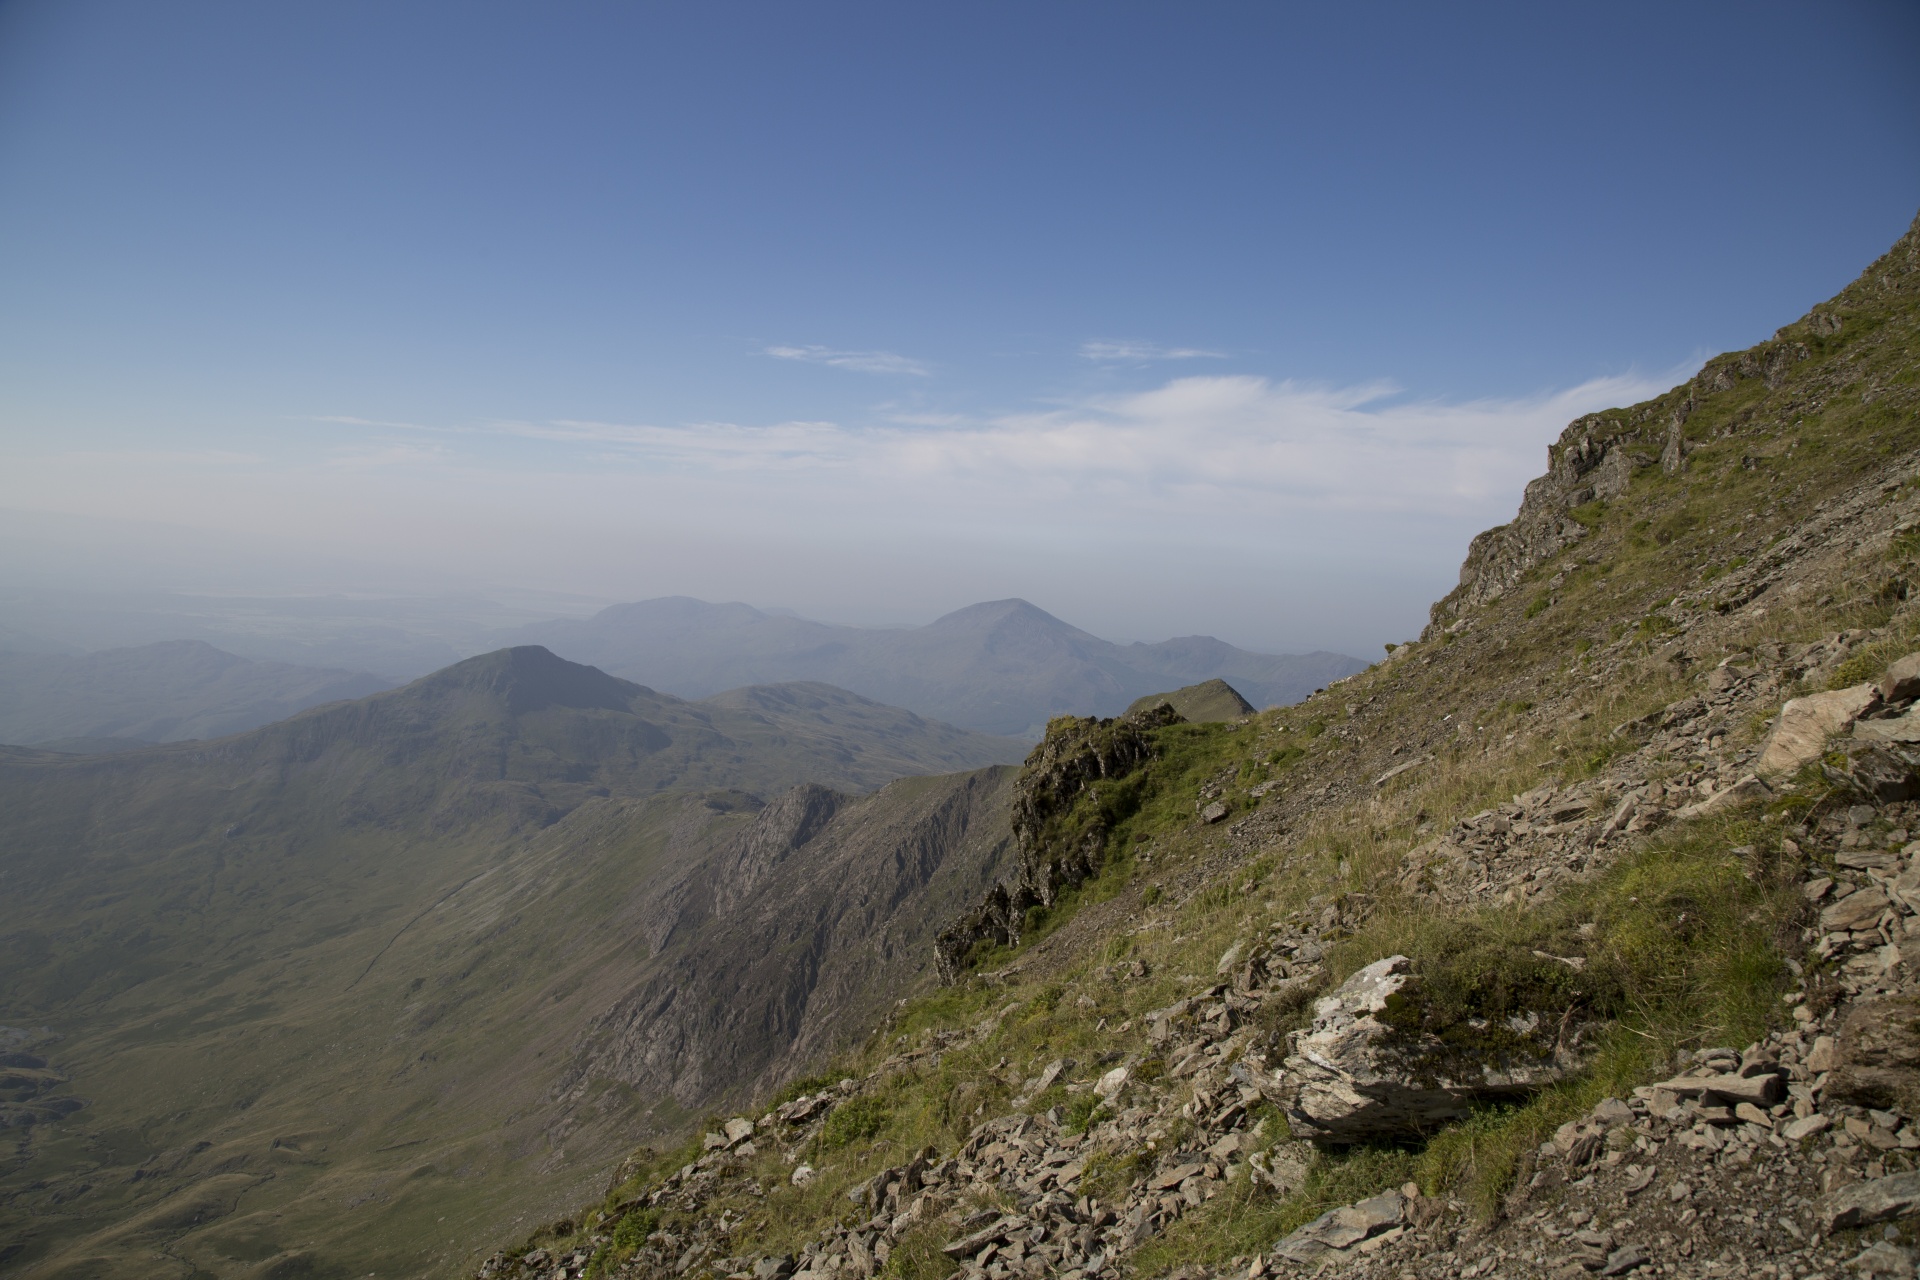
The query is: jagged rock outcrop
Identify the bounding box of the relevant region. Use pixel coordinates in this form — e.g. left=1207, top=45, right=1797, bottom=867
left=934, top=704, right=1180, bottom=980
left=1424, top=419, right=1654, bottom=632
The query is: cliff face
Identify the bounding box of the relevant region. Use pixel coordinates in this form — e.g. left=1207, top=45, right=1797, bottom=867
left=933, top=703, right=1178, bottom=979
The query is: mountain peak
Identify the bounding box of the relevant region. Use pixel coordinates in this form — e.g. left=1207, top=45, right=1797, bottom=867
left=416, top=645, right=644, bottom=714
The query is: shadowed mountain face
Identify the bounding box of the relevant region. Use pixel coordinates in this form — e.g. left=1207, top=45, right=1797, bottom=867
left=0, top=639, right=393, bottom=747
left=0, top=648, right=1021, bottom=1279
left=505, top=597, right=1366, bottom=734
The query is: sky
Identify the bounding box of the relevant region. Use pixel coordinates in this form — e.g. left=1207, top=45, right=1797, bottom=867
left=0, top=1, right=1916, bottom=656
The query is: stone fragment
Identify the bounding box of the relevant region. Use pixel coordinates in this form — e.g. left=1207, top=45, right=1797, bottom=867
left=1837, top=740, right=1920, bottom=803
left=1093, top=1067, right=1129, bottom=1101
left=1636, top=1070, right=1783, bottom=1107
left=724, top=1117, right=755, bottom=1147
left=940, top=1216, right=1024, bottom=1259
left=1822, top=1171, right=1920, bottom=1231
left=1673, top=774, right=1771, bottom=820
left=1883, top=653, right=1920, bottom=703
left=791, top=1164, right=816, bottom=1187
left=1810, top=1035, right=1841, bottom=1073
left=1851, top=1240, right=1917, bottom=1278
left=1590, top=1097, right=1634, bottom=1126
left=1150, top=1163, right=1204, bottom=1191
left=1599, top=1244, right=1649, bottom=1276
left=1854, top=713, right=1920, bottom=746
left=1758, top=685, right=1878, bottom=777
left=1201, top=801, right=1229, bottom=824
left=1271, top=1191, right=1404, bottom=1262
left=1282, top=956, right=1558, bottom=1143
left=1825, top=887, right=1892, bottom=933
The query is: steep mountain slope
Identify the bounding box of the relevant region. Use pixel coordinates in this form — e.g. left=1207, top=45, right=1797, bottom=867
left=0, top=649, right=1025, bottom=1279
left=0, top=639, right=392, bottom=747
left=467, top=215, right=1920, bottom=1280
left=504, top=597, right=1362, bottom=735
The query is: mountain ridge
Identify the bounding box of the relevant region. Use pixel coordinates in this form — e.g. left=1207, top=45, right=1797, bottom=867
left=504, top=596, right=1363, bottom=735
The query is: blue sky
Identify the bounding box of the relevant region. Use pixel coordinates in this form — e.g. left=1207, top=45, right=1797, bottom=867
left=1, top=1, right=1916, bottom=654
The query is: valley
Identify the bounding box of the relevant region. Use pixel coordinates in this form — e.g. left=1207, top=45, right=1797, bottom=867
left=0, top=650, right=1026, bottom=1277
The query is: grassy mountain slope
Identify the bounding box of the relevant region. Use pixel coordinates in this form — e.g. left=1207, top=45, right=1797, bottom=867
left=503, top=598, right=1363, bottom=736
left=0, top=649, right=1026, bottom=1279
left=471, top=214, right=1920, bottom=1280
left=0, top=639, right=392, bottom=747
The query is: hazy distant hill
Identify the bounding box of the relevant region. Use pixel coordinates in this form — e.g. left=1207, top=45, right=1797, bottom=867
left=505, top=596, right=1366, bottom=734
left=0, top=639, right=393, bottom=747
left=0, top=646, right=1021, bottom=1278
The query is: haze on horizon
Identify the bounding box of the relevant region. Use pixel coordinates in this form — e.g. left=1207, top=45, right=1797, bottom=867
left=1, top=2, right=1917, bottom=659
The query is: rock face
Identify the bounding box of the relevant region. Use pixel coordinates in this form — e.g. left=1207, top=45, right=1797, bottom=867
left=934, top=704, right=1179, bottom=979
left=1756, top=684, right=1878, bottom=776
left=1425, top=422, right=1653, bottom=632
left=1281, top=956, right=1559, bottom=1144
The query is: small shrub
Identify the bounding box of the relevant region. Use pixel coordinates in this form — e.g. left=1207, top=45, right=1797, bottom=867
left=821, top=1095, right=890, bottom=1148
left=1061, top=1091, right=1109, bottom=1134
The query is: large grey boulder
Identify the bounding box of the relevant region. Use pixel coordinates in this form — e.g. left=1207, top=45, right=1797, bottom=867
left=1281, top=956, right=1560, bottom=1144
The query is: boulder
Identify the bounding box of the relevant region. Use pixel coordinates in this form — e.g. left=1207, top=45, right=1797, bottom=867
left=1821, top=1170, right=1920, bottom=1232
left=1855, top=711, right=1920, bottom=745
left=1823, top=886, right=1892, bottom=933
left=1757, top=685, right=1879, bottom=777
left=1826, top=997, right=1920, bottom=1114
left=1272, top=1190, right=1405, bottom=1262
left=1837, top=740, right=1920, bottom=803
left=1282, top=956, right=1559, bottom=1144
left=1883, top=653, right=1920, bottom=703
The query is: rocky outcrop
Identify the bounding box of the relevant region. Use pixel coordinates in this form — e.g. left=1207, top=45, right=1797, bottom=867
left=1281, top=956, right=1562, bottom=1144
left=934, top=704, right=1180, bottom=980
left=1425, top=419, right=1654, bottom=633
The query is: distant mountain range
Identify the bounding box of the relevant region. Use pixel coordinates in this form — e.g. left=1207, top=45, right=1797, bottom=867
left=507, top=596, right=1366, bottom=735
left=0, top=645, right=1022, bottom=1276
left=0, top=639, right=394, bottom=748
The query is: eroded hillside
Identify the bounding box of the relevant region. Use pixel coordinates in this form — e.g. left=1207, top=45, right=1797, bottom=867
left=470, top=214, right=1920, bottom=1280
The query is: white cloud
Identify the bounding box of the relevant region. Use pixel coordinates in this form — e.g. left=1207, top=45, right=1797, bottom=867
left=764, top=344, right=930, bottom=376
left=1079, top=339, right=1226, bottom=362
left=386, top=368, right=1681, bottom=523
left=0, top=363, right=1696, bottom=655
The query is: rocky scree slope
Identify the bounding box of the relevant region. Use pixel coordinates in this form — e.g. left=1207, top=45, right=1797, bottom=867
left=471, top=213, right=1920, bottom=1280
left=0, top=648, right=1026, bottom=1280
